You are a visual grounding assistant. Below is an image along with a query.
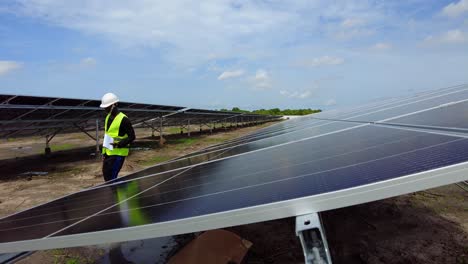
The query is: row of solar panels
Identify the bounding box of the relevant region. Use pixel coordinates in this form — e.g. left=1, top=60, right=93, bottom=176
left=0, top=94, right=280, bottom=138
left=1, top=84, right=468, bottom=253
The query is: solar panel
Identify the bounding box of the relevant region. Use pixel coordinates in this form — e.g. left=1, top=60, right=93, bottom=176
left=330, top=85, right=468, bottom=123
left=1, top=86, right=468, bottom=253
left=0, top=94, right=278, bottom=139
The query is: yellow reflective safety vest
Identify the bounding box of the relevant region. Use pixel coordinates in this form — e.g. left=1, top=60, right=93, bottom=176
left=102, top=112, right=130, bottom=156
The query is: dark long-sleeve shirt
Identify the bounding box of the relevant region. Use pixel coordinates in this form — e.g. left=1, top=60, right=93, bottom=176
left=106, top=112, right=136, bottom=148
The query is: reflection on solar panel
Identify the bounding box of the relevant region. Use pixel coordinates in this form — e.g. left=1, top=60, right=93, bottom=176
left=1, top=85, right=468, bottom=253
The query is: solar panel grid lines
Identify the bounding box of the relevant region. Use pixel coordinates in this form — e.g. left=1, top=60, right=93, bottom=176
left=0, top=169, right=185, bottom=224
left=185, top=89, right=468, bottom=158
left=374, top=123, right=468, bottom=140
left=0, top=130, right=259, bottom=236
left=0, top=134, right=246, bottom=222
left=344, top=87, right=468, bottom=123
left=44, top=165, right=197, bottom=239
left=82, top=87, right=468, bottom=188
left=0, top=126, right=464, bottom=241
left=2, top=85, right=468, bottom=253
left=0, top=121, right=362, bottom=225
left=316, top=84, right=468, bottom=118
left=108, top=121, right=363, bottom=182
left=3, top=158, right=468, bottom=254
left=26, top=131, right=468, bottom=238
left=315, top=85, right=468, bottom=122
left=313, top=97, right=468, bottom=137
left=2, top=138, right=468, bottom=252
left=194, top=119, right=330, bottom=153
left=21, top=129, right=420, bottom=220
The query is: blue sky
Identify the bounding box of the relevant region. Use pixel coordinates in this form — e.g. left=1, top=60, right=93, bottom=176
left=0, top=0, right=467, bottom=110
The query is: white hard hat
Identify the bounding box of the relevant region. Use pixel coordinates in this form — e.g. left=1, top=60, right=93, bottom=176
left=100, top=93, right=119, bottom=108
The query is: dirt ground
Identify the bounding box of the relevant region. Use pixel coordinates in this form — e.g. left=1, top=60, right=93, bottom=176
left=1, top=122, right=467, bottom=264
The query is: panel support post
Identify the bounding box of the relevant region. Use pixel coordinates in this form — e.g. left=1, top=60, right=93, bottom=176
left=95, top=119, right=100, bottom=158
left=296, top=213, right=332, bottom=264
left=159, top=117, right=165, bottom=146
left=187, top=119, right=191, bottom=137
left=44, top=130, right=59, bottom=156
left=45, top=136, right=51, bottom=156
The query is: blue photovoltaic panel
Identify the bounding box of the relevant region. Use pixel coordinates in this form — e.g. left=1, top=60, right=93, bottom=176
left=2, top=85, right=468, bottom=253
left=118, top=120, right=359, bottom=180
left=343, top=86, right=468, bottom=123
left=1, top=125, right=467, bottom=245
left=312, top=84, right=467, bottom=122
left=380, top=100, right=468, bottom=129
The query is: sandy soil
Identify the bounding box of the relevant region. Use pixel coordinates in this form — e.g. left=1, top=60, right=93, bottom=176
left=1, top=122, right=467, bottom=263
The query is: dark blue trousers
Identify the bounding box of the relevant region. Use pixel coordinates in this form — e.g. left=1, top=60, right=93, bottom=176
left=102, top=155, right=125, bottom=182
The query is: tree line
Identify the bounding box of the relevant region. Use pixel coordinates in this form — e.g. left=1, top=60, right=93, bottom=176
left=219, top=107, right=322, bottom=116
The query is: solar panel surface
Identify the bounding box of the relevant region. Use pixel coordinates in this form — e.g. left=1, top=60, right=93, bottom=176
left=1, top=86, right=468, bottom=253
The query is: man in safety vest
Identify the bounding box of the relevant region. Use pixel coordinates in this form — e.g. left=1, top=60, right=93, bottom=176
left=100, top=92, right=136, bottom=182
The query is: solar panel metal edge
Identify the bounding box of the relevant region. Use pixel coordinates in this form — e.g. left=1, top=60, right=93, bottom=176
left=0, top=160, right=467, bottom=253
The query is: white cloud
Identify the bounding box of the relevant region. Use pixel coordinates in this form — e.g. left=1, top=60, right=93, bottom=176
left=299, top=56, right=344, bottom=67
left=217, top=69, right=244, bottom=80
left=371, top=42, right=392, bottom=51
left=0, top=61, right=22, bottom=76
left=425, top=29, right=467, bottom=44
left=10, top=0, right=307, bottom=66
left=341, top=18, right=365, bottom=28
left=252, top=69, right=271, bottom=90
left=80, top=57, right=97, bottom=67
left=280, top=90, right=312, bottom=99
left=333, top=16, right=374, bottom=40
left=324, top=99, right=337, bottom=106
left=442, top=0, right=468, bottom=18
left=334, top=28, right=375, bottom=40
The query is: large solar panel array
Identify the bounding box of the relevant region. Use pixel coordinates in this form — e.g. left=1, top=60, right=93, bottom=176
left=1, top=84, right=468, bottom=253
left=0, top=94, right=277, bottom=138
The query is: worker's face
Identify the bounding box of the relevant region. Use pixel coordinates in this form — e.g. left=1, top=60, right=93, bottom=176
left=105, top=104, right=113, bottom=114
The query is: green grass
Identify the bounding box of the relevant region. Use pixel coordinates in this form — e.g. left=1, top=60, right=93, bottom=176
left=51, top=166, right=85, bottom=178
left=50, top=143, right=76, bottom=152
left=168, top=138, right=199, bottom=150
left=165, top=127, right=182, bottom=134
left=138, top=155, right=174, bottom=166
left=169, top=138, right=197, bottom=144
left=204, top=137, right=231, bottom=144
left=49, top=248, right=101, bottom=264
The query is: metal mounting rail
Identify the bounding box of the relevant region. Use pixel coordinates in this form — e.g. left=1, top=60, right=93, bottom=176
left=455, top=181, right=468, bottom=192
left=296, top=213, right=332, bottom=264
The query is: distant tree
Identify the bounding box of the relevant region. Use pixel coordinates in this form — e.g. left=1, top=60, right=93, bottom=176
left=222, top=107, right=321, bottom=116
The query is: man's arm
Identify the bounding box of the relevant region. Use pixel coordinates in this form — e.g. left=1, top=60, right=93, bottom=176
left=116, top=117, right=136, bottom=147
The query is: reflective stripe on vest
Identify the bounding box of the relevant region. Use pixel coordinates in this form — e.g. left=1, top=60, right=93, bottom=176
left=102, top=112, right=129, bottom=156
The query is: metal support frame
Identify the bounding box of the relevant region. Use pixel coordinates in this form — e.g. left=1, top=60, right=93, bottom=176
left=95, top=119, right=100, bottom=157
left=44, top=128, right=62, bottom=156
left=187, top=119, right=191, bottom=137
left=157, top=117, right=165, bottom=145
left=72, top=121, right=101, bottom=158
left=296, top=213, right=332, bottom=264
